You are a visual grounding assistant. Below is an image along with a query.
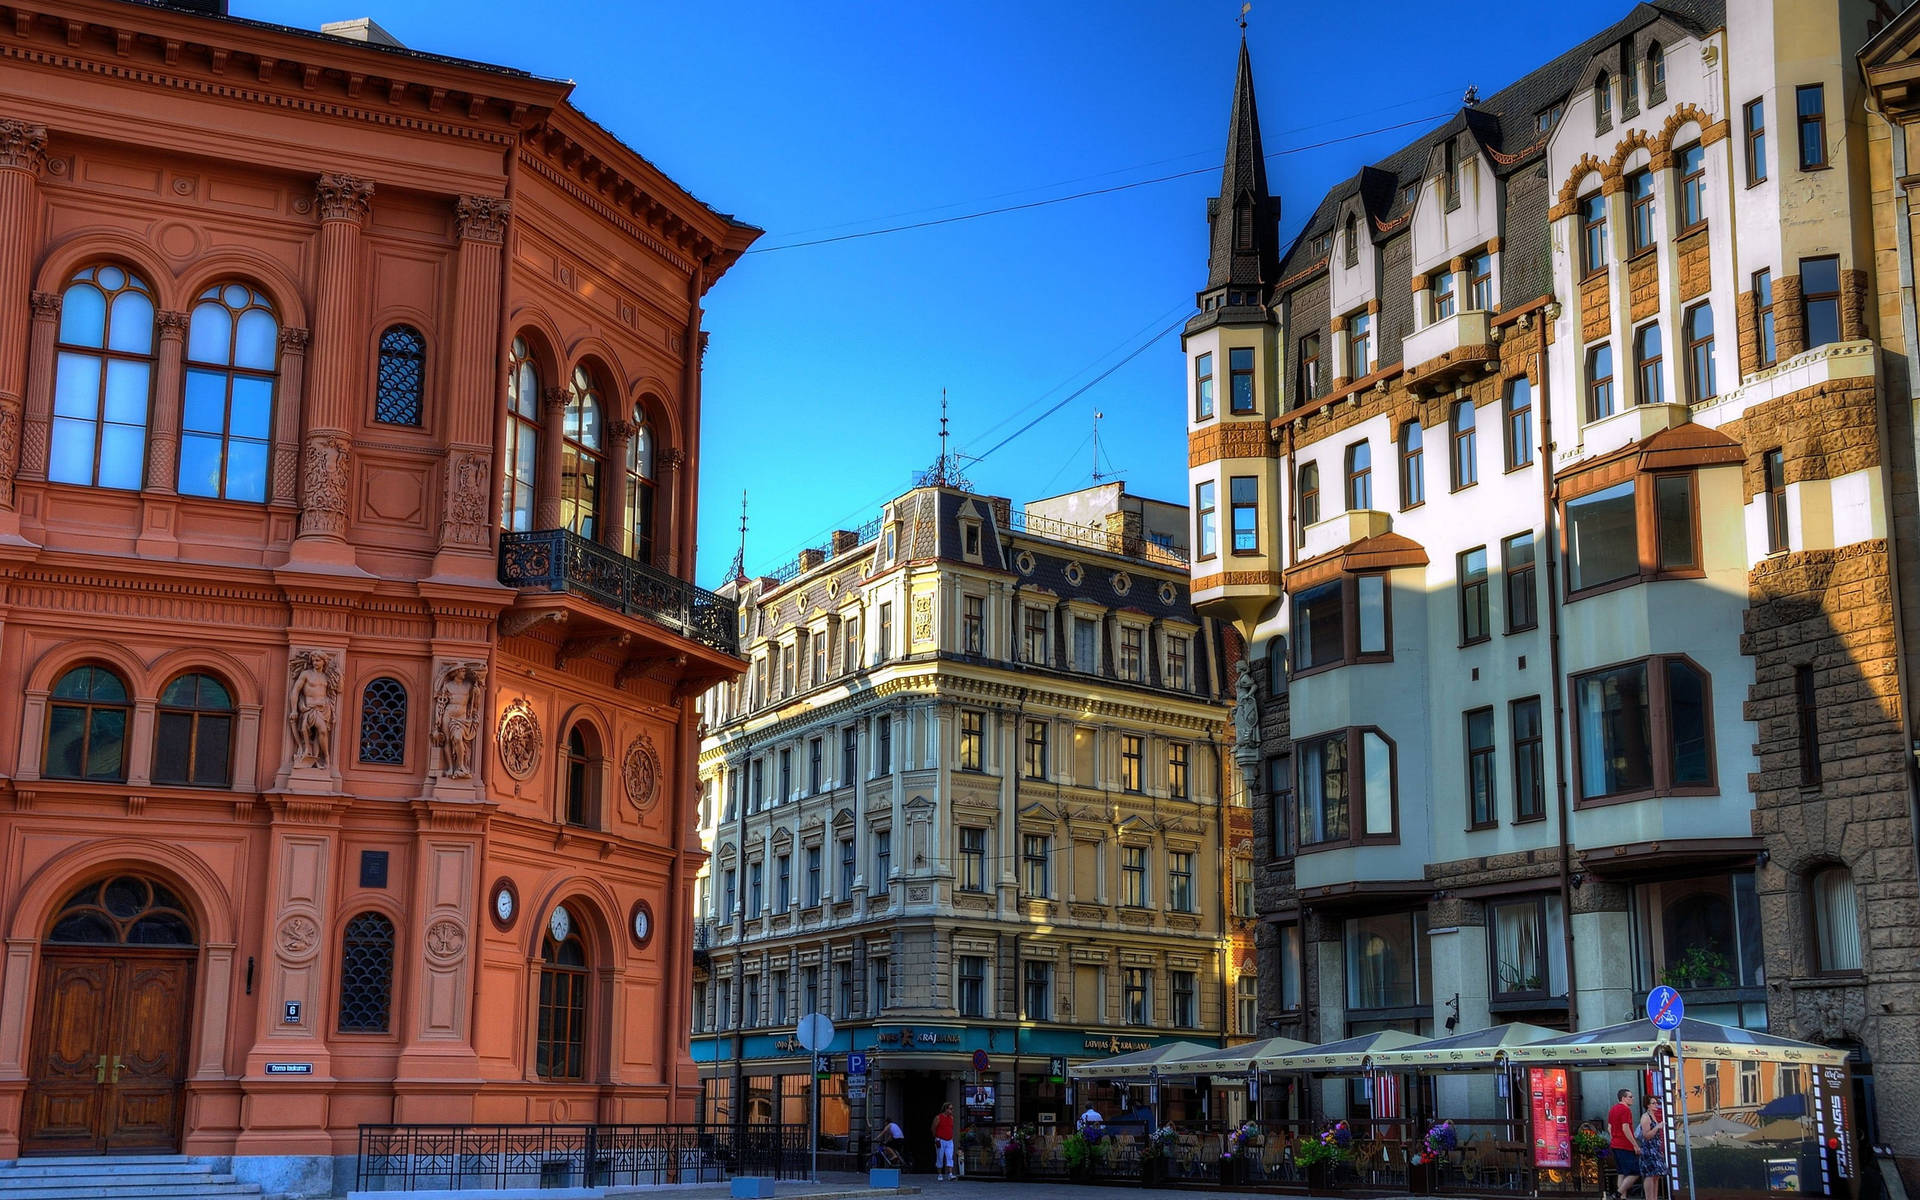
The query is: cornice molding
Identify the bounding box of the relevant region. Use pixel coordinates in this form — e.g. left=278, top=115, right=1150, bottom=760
left=518, top=144, right=700, bottom=275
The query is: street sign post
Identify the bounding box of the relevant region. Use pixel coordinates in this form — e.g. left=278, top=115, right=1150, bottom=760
left=1049, top=1056, right=1067, bottom=1083
left=1648, top=988, right=1694, bottom=1200
left=796, top=1014, right=835, bottom=1183
left=848, top=1051, right=868, bottom=1076
left=972, top=1049, right=990, bottom=1073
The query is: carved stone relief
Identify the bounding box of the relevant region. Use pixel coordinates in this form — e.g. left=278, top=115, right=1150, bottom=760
left=441, top=450, right=491, bottom=547
left=299, top=434, right=351, bottom=537
left=497, top=697, right=541, bottom=781
left=623, top=731, right=662, bottom=814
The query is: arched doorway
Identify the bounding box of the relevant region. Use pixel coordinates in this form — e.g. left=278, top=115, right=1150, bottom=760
left=21, top=874, right=197, bottom=1155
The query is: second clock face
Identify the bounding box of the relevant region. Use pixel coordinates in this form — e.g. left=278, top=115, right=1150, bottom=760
left=489, top=878, right=518, bottom=930
left=549, top=904, right=572, bottom=942
left=630, top=900, right=653, bottom=948
left=495, top=888, right=515, bottom=922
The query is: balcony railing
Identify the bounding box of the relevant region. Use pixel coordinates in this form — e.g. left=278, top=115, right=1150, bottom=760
left=1003, top=508, right=1190, bottom=567
left=499, top=529, right=739, bottom=658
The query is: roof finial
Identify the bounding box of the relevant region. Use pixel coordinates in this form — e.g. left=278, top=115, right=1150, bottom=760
left=726, top=489, right=748, bottom=583
left=1462, top=84, right=1480, bottom=107
left=915, top=389, right=973, bottom=491
left=1239, top=2, right=1250, bottom=31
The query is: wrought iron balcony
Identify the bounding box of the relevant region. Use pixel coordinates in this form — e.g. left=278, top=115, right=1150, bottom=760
left=499, top=528, right=739, bottom=658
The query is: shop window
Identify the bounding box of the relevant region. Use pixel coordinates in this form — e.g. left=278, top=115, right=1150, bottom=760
left=1631, top=873, right=1764, bottom=1000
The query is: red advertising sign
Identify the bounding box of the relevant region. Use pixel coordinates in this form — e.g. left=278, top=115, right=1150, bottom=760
left=1530, top=1068, right=1571, bottom=1168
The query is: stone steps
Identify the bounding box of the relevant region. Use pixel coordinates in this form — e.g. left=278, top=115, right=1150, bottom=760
left=0, top=1156, right=264, bottom=1199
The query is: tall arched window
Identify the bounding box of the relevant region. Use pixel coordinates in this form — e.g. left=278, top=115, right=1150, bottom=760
left=561, top=366, right=604, bottom=540
left=45, top=665, right=131, bottom=782
left=1685, top=304, right=1716, bottom=403
left=374, top=324, right=426, bottom=427
left=50, top=265, right=155, bottom=490
left=537, top=926, right=588, bottom=1080
left=624, top=406, right=655, bottom=562
left=358, top=677, right=408, bottom=766
left=153, top=672, right=234, bottom=787
left=502, top=335, right=541, bottom=532
left=337, top=911, right=396, bottom=1033
left=181, top=282, right=278, bottom=503
left=1811, top=867, right=1861, bottom=973
left=565, top=725, right=600, bottom=828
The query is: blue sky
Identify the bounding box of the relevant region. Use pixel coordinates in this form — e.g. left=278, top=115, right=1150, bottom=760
left=254, top=0, right=1635, bottom=587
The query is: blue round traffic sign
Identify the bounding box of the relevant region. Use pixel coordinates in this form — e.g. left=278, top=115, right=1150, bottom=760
left=972, top=1049, right=990, bottom=1072
left=1646, top=985, right=1684, bottom=1030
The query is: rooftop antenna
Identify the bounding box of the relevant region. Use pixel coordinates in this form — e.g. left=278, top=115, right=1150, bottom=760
left=1091, top=410, right=1107, bottom=483
left=725, top=489, right=748, bottom=583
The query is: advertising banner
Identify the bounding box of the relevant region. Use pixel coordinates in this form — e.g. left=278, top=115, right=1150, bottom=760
left=1530, top=1067, right=1571, bottom=1168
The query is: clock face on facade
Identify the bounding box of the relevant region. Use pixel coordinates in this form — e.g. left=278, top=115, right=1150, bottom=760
left=489, top=878, right=518, bottom=931
left=630, top=899, right=653, bottom=949
left=549, top=904, right=572, bottom=943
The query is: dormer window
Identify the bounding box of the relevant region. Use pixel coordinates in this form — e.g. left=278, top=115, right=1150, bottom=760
left=1442, top=140, right=1460, bottom=211
left=1646, top=42, right=1666, bottom=104
left=1343, top=213, right=1360, bottom=268
left=1595, top=73, right=1613, bottom=133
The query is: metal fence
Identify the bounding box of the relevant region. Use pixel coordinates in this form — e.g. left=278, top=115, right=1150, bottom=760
left=354, top=1122, right=805, bottom=1192
left=1002, top=507, right=1190, bottom=567
left=498, top=528, right=739, bottom=657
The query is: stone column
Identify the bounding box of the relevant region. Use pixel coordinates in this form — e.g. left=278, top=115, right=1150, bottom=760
left=290, top=173, right=372, bottom=566
left=603, top=418, right=635, bottom=554
left=0, top=119, right=46, bottom=524
left=535, top=385, right=568, bottom=530
left=433, top=196, right=509, bottom=578
left=659, top=447, right=685, bottom=572
left=16, top=291, right=58, bottom=484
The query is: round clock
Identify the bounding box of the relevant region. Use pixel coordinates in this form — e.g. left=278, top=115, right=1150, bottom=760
left=629, top=899, right=654, bottom=949
left=548, top=904, right=572, bottom=943
left=489, top=878, right=518, bottom=931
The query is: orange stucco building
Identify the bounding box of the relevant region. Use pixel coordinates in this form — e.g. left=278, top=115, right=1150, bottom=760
left=0, top=0, right=755, bottom=1191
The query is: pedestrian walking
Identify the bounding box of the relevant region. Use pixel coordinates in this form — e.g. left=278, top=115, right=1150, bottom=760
left=1608, top=1088, right=1641, bottom=1200
left=932, top=1102, right=957, bottom=1180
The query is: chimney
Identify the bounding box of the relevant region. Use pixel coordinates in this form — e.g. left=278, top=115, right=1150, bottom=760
left=797, top=549, right=825, bottom=572
left=830, top=530, right=860, bottom=555
left=320, top=17, right=407, bottom=47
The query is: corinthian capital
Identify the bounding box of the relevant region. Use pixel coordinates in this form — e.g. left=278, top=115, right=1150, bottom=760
left=455, top=194, right=510, bottom=244
left=315, top=172, right=375, bottom=223
left=0, top=120, right=47, bottom=174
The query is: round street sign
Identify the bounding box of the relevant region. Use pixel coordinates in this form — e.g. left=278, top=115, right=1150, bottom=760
left=797, top=1012, right=836, bottom=1052
left=1646, top=985, right=1684, bottom=1031
left=972, top=1049, right=990, bottom=1072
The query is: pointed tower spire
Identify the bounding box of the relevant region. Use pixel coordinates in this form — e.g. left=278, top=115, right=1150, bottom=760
left=1191, top=34, right=1280, bottom=331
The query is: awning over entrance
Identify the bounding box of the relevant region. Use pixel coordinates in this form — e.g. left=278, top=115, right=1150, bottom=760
left=1164, top=1035, right=1315, bottom=1077
left=1501, top=1018, right=1849, bottom=1066
left=1069, top=1040, right=1215, bottom=1081
left=1363, top=1021, right=1562, bottom=1071
left=1264, top=1029, right=1427, bottom=1074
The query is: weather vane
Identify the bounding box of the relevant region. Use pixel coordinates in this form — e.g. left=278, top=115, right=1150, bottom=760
left=1239, top=3, right=1251, bottom=31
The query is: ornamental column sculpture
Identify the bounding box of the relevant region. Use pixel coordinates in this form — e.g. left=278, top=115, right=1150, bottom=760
left=290, top=172, right=373, bottom=567
left=534, top=385, right=569, bottom=531
left=432, top=195, right=509, bottom=579
left=603, top=418, right=636, bottom=554
left=0, top=119, right=48, bottom=526
left=133, top=310, right=192, bottom=556
left=16, top=291, right=58, bottom=484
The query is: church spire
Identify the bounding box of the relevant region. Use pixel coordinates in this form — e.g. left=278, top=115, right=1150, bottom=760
left=1193, top=35, right=1280, bottom=328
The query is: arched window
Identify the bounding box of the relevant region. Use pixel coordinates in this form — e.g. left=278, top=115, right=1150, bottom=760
left=1685, top=304, right=1716, bottom=403
left=1646, top=42, right=1666, bottom=100
left=1344, top=441, right=1372, bottom=511
left=565, top=725, right=600, bottom=828
left=1587, top=344, right=1616, bottom=422
left=374, top=324, right=426, bottom=427
left=1343, top=213, right=1359, bottom=268
left=1296, top=462, right=1320, bottom=529
left=181, top=282, right=278, bottom=503
left=537, top=926, right=588, bottom=1080
left=1594, top=73, right=1613, bottom=132
left=50, top=265, right=155, bottom=490
left=45, top=665, right=131, bottom=781
left=358, top=677, right=408, bottom=765
left=624, top=406, right=656, bottom=562
left=1399, top=421, right=1424, bottom=509
left=503, top=335, right=541, bottom=532
left=153, top=672, right=233, bottom=787
left=561, top=366, right=604, bottom=540
left=1811, top=867, right=1861, bottom=973
left=47, top=875, right=194, bottom=945
left=337, top=911, right=396, bottom=1033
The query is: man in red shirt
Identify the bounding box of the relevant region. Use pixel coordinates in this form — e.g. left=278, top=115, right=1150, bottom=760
left=1609, top=1088, right=1641, bottom=1199
left=932, top=1103, right=956, bottom=1181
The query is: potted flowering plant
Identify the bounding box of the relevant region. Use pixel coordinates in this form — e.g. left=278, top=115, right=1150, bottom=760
left=1411, top=1119, right=1459, bottom=1190
left=1218, top=1121, right=1259, bottom=1185
left=1293, top=1120, right=1355, bottom=1189
left=1572, top=1122, right=1607, bottom=1189
left=1140, top=1126, right=1178, bottom=1185
left=1063, top=1130, right=1095, bottom=1181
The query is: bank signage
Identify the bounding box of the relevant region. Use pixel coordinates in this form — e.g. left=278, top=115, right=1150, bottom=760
left=876, top=1026, right=961, bottom=1047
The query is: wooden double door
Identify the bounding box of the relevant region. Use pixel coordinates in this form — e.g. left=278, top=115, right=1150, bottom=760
left=21, top=948, right=196, bottom=1155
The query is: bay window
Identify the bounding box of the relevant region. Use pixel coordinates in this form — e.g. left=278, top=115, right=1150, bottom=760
left=1298, top=727, right=1395, bottom=847
left=1631, top=872, right=1766, bottom=1027
left=1564, top=472, right=1700, bottom=595
left=1573, top=654, right=1714, bottom=801
left=1292, top=572, right=1389, bottom=673
left=1230, top=476, right=1259, bottom=552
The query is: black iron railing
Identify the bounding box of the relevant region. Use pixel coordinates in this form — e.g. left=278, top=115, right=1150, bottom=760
left=499, top=529, right=739, bottom=658
left=355, top=1123, right=804, bottom=1191
left=1002, top=508, right=1190, bottom=567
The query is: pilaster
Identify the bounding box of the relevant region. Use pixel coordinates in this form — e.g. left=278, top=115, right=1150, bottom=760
left=289, top=173, right=373, bottom=568
left=135, top=309, right=190, bottom=555
left=430, top=195, right=509, bottom=580
left=0, top=119, right=46, bottom=528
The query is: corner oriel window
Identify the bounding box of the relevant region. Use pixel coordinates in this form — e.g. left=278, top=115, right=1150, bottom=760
left=1230, top=476, right=1259, bottom=552
left=1195, top=481, right=1218, bottom=559
left=1573, top=655, right=1713, bottom=800
left=1229, top=346, right=1256, bottom=414
left=1797, top=84, right=1827, bottom=170
left=1194, top=351, right=1214, bottom=421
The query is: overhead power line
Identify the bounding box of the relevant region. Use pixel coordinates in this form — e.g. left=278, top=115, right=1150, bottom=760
left=744, top=113, right=1449, bottom=255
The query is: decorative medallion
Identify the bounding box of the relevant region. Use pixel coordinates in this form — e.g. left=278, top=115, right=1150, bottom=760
left=1159, top=581, right=1178, bottom=605
left=497, top=697, right=541, bottom=781
left=623, top=732, right=662, bottom=813
left=1111, top=571, right=1132, bottom=596
left=424, top=918, right=467, bottom=963
left=1063, top=561, right=1084, bottom=587
left=1015, top=551, right=1036, bottom=577
left=277, top=914, right=321, bottom=962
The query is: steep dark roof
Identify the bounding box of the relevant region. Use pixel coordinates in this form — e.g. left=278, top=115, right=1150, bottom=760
left=1188, top=37, right=1283, bottom=335
left=1275, top=0, right=1725, bottom=279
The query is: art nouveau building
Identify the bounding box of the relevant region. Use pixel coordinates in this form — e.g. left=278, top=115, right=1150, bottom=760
left=0, top=0, right=753, bottom=1192
left=693, top=482, right=1241, bottom=1168
left=1187, top=1, right=1920, bottom=1181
